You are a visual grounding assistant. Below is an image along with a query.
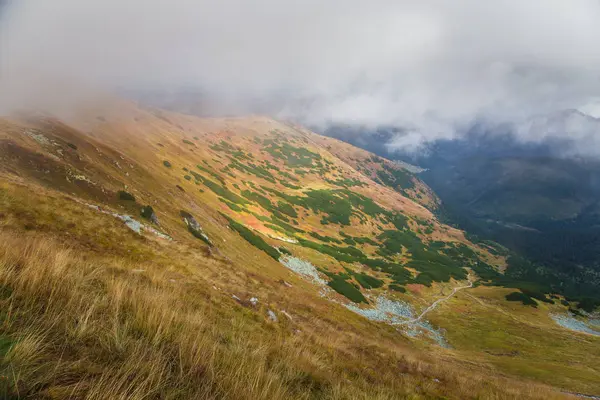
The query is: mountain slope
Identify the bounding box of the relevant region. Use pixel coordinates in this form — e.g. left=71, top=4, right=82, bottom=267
left=0, top=102, right=598, bottom=398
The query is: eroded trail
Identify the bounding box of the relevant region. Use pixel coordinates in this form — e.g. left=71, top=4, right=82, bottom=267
left=398, top=278, right=473, bottom=325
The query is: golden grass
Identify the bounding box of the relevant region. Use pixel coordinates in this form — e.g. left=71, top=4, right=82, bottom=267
left=0, top=110, right=579, bottom=399
left=0, top=231, right=571, bottom=400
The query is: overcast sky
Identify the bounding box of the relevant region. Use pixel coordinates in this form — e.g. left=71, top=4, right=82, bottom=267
left=1, top=0, right=600, bottom=151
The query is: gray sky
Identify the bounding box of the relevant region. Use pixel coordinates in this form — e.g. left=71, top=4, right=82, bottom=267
left=2, top=0, right=600, bottom=151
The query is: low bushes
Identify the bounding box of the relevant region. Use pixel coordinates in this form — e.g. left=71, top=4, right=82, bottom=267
left=327, top=276, right=367, bottom=303
left=222, top=214, right=280, bottom=260
left=354, top=273, right=384, bottom=289
left=505, top=292, right=538, bottom=307
left=117, top=190, right=136, bottom=202
left=140, top=205, right=158, bottom=223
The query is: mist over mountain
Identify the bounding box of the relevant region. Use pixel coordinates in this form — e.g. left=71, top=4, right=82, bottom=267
left=3, top=0, right=600, bottom=156
left=3, top=1, right=600, bottom=397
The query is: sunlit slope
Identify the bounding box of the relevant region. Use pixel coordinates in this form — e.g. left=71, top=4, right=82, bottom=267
left=1, top=105, right=503, bottom=302
left=0, top=103, right=597, bottom=398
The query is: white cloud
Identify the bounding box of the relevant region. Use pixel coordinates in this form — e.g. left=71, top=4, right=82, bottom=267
left=2, top=0, right=600, bottom=151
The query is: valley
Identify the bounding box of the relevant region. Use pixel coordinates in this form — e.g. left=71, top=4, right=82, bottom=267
left=0, top=102, right=598, bottom=399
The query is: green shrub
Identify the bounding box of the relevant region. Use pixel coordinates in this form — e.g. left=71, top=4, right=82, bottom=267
left=277, top=201, right=298, bottom=218
left=375, top=164, right=415, bottom=190
left=196, top=165, right=225, bottom=184
left=219, top=198, right=244, bottom=212
left=140, top=205, right=156, bottom=221
left=117, top=190, right=135, bottom=202
left=328, top=276, right=367, bottom=303
left=521, top=289, right=554, bottom=304
left=184, top=175, right=192, bottom=181
left=163, top=160, right=172, bottom=168
left=577, top=298, right=600, bottom=312
left=308, top=232, right=342, bottom=244
left=278, top=247, right=292, bottom=256
left=202, top=178, right=248, bottom=205
left=242, top=190, right=273, bottom=209
left=354, top=274, right=384, bottom=289
left=388, top=284, right=406, bottom=293
left=222, top=214, right=280, bottom=260
left=505, top=292, right=537, bottom=307
left=270, top=217, right=305, bottom=234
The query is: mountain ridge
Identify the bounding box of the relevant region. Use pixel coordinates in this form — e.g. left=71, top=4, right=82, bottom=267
left=0, top=101, right=599, bottom=398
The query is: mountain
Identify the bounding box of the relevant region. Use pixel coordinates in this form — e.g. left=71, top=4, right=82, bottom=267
left=0, top=102, right=598, bottom=398
left=413, top=114, right=600, bottom=307
left=322, top=112, right=600, bottom=310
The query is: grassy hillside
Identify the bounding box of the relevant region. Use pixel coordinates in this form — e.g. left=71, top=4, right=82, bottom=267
left=0, top=103, right=596, bottom=398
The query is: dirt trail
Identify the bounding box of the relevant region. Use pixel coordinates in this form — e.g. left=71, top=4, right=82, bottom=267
left=399, top=278, right=473, bottom=325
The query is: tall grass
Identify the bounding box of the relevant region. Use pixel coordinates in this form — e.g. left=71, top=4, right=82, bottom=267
left=0, top=232, right=565, bottom=399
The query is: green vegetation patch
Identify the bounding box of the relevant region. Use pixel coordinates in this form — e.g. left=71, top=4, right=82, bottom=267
left=325, top=177, right=368, bottom=188
left=0, top=335, right=13, bottom=358
left=278, top=247, right=292, bottom=255
left=163, top=160, right=172, bottom=168
left=228, top=158, right=277, bottom=183
left=375, top=163, right=415, bottom=190
left=117, top=190, right=136, bottom=202
left=506, top=291, right=538, bottom=307
left=308, top=232, right=342, bottom=244
left=222, top=214, right=280, bottom=260
left=388, top=284, right=407, bottom=293
left=196, top=165, right=225, bottom=184
left=219, top=198, right=244, bottom=212
left=325, top=274, right=367, bottom=303
left=199, top=177, right=248, bottom=205
left=140, top=205, right=156, bottom=221
left=265, top=142, right=322, bottom=168
left=241, top=190, right=299, bottom=221
left=353, top=273, right=384, bottom=289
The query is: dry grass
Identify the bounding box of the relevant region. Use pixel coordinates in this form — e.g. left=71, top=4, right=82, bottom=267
left=0, top=231, right=569, bottom=400
left=0, top=111, right=577, bottom=399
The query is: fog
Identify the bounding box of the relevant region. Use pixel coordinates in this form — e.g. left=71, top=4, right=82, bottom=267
left=2, top=0, right=600, bottom=152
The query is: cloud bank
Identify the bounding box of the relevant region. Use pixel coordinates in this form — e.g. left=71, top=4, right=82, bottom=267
left=1, top=0, right=600, bottom=150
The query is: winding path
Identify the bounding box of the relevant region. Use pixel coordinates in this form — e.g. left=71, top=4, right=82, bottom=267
left=398, top=278, right=474, bottom=325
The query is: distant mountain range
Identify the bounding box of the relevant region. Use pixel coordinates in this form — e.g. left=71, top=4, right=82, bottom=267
left=322, top=110, right=600, bottom=307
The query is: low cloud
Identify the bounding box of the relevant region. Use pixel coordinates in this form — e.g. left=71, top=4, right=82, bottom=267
left=2, top=0, right=600, bottom=152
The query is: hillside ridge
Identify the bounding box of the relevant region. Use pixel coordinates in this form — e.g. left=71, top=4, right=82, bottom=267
left=0, top=102, right=598, bottom=398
